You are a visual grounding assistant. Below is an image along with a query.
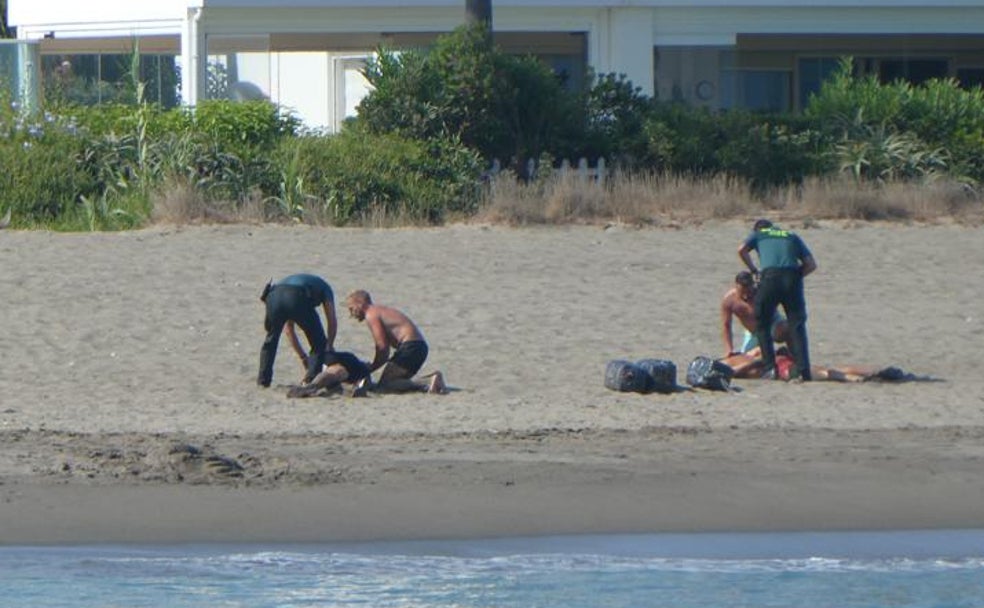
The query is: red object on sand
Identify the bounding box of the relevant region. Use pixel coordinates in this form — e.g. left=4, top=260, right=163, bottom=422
left=776, top=354, right=794, bottom=381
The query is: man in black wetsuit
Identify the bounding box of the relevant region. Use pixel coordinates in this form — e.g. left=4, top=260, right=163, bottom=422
left=738, top=219, right=817, bottom=381
left=257, top=273, right=337, bottom=387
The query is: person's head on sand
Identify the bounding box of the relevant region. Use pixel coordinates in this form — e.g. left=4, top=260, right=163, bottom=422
left=772, top=319, right=790, bottom=344
left=346, top=289, right=372, bottom=321
left=753, top=218, right=774, bottom=232
left=735, top=270, right=755, bottom=298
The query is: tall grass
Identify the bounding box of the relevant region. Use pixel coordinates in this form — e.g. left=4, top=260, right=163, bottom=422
left=478, top=171, right=983, bottom=226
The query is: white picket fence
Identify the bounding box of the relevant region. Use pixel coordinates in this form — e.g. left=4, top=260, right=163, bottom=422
left=487, top=157, right=609, bottom=183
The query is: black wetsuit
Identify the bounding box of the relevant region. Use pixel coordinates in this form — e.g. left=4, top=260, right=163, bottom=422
left=258, top=273, right=335, bottom=387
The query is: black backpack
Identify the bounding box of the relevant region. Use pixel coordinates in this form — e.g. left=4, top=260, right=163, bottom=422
left=604, top=360, right=651, bottom=393
left=635, top=358, right=678, bottom=394
left=686, top=356, right=734, bottom=391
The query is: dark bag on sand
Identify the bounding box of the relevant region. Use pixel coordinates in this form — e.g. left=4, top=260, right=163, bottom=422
left=686, top=356, right=734, bottom=391
left=635, top=358, right=678, bottom=394
left=604, top=360, right=650, bottom=393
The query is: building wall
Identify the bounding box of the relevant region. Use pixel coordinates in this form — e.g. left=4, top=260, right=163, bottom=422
left=9, top=1, right=984, bottom=127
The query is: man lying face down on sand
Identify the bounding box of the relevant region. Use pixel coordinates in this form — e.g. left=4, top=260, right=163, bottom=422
left=719, top=321, right=916, bottom=383
left=346, top=289, right=446, bottom=394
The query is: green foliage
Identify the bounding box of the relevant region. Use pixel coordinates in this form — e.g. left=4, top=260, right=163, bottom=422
left=491, top=52, right=579, bottom=168
left=716, top=113, right=831, bottom=192
left=358, top=25, right=651, bottom=174
left=641, top=102, right=726, bottom=175
left=806, top=57, right=984, bottom=183
left=805, top=57, right=908, bottom=126
left=0, top=115, right=90, bottom=226
left=832, top=112, right=947, bottom=183
left=273, top=127, right=483, bottom=225
left=7, top=43, right=983, bottom=230
left=359, top=25, right=506, bottom=156
left=194, top=100, right=299, bottom=152
left=580, top=73, right=654, bottom=166
left=192, top=100, right=300, bottom=199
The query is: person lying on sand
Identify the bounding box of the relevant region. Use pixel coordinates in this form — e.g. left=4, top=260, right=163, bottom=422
left=286, top=351, right=371, bottom=398
left=345, top=289, right=447, bottom=394
left=719, top=321, right=917, bottom=382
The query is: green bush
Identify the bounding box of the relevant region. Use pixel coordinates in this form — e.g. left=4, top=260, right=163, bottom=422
left=359, top=24, right=652, bottom=174
left=0, top=116, right=91, bottom=226
left=578, top=73, right=654, bottom=167
left=806, top=57, right=984, bottom=183
left=716, top=112, right=831, bottom=192
left=641, top=103, right=727, bottom=176
left=274, top=127, right=483, bottom=225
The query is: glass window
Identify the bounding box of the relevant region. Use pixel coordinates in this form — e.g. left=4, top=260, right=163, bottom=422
left=798, top=57, right=841, bottom=109
left=41, top=53, right=179, bottom=107
left=720, top=69, right=791, bottom=112
left=878, top=58, right=948, bottom=85
left=957, top=67, right=984, bottom=89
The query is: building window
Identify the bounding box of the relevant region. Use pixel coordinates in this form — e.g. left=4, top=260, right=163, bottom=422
left=41, top=53, right=179, bottom=107
left=720, top=69, right=791, bottom=113
left=877, top=58, right=948, bottom=86
left=797, top=57, right=841, bottom=110
left=956, top=67, right=984, bottom=90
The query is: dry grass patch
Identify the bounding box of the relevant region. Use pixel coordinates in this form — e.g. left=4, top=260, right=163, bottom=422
left=480, top=172, right=983, bottom=227
left=149, top=172, right=983, bottom=228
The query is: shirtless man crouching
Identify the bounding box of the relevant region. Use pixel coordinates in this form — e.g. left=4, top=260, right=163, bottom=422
left=721, top=270, right=784, bottom=357
left=346, top=289, right=446, bottom=394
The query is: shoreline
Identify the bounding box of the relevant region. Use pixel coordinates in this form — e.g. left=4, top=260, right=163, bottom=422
left=4, top=425, right=984, bottom=545
left=1, top=222, right=982, bottom=545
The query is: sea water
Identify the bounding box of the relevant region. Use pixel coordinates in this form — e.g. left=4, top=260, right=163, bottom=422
left=2, top=530, right=984, bottom=607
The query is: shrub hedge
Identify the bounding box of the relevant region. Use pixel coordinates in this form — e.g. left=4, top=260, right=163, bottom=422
left=2, top=50, right=982, bottom=231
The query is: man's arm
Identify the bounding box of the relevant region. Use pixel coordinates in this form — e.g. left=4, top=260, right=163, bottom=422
left=800, top=255, right=817, bottom=277
left=721, top=296, right=738, bottom=356
left=365, top=309, right=391, bottom=372
left=285, top=321, right=308, bottom=369
left=323, top=300, right=337, bottom=351
left=738, top=242, right=758, bottom=275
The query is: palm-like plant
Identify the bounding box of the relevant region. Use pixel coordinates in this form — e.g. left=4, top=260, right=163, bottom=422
left=834, top=108, right=947, bottom=183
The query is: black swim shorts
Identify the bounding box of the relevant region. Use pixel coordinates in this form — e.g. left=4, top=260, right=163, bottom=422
left=385, top=340, right=429, bottom=378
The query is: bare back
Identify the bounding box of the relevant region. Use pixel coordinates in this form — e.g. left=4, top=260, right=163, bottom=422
left=721, top=287, right=757, bottom=332
left=369, top=304, right=425, bottom=347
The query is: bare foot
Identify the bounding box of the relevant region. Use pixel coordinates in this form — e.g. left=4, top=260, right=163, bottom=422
left=426, top=371, right=447, bottom=395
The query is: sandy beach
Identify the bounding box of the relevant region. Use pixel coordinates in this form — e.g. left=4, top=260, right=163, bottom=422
left=1, top=220, right=983, bottom=545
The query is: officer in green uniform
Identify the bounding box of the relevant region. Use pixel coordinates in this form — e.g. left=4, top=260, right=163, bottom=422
left=258, top=273, right=338, bottom=387
left=738, top=219, right=818, bottom=380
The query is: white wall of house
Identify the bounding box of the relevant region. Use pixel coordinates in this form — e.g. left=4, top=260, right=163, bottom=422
left=10, top=0, right=188, bottom=38
left=9, top=1, right=984, bottom=128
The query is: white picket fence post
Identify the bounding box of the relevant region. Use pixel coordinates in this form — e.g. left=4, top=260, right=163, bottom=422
left=488, top=157, right=608, bottom=182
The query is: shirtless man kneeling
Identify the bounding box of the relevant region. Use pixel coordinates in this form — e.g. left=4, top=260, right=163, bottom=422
left=346, top=290, right=446, bottom=394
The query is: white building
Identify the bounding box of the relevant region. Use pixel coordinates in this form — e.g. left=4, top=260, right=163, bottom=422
left=9, top=1, right=984, bottom=130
